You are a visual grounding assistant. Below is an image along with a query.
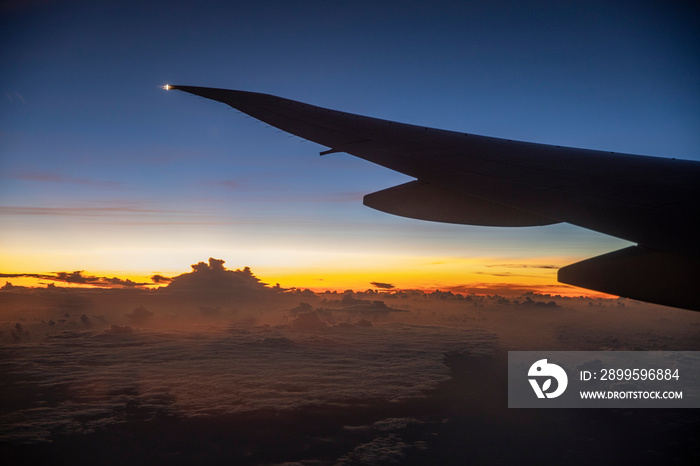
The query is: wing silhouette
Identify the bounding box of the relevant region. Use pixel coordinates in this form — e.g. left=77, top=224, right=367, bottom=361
left=167, top=85, right=700, bottom=311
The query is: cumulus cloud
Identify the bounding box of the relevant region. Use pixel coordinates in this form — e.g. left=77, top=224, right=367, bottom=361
left=316, top=294, right=408, bottom=320
left=516, top=296, right=560, bottom=308
left=80, top=314, right=92, bottom=327
left=2, top=258, right=273, bottom=292
left=125, top=306, right=154, bottom=324
left=165, top=258, right=274, bottom=296
left=10, top=323, right=30, bottom=342
left=290, top=311, right=327, bottom=331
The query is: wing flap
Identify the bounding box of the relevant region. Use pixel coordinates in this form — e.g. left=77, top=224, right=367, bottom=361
left=363, top=181, right=560, bottom=227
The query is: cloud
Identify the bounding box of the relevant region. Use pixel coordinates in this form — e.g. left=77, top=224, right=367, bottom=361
left=3, top=91, right=25, bottom=103
left=1, top=268, right=698, bottom=455
left=54, top=271, right=145, bottom=288
left=439, top=285, right=470, bottom=294
left=312, top=294, right=410, bottom=323
left=335, top=433, right=422, bottom=465
left=150, top=275, right=172, bottom=284
left=212, top=179, right=246, bottom=190
left=0, top=271, right=146, bottom=288
left=373, top=417, right=422, bottom=432
left=125, top=306, right=154, bottom=324
left=165, top=258, right=276, bottom=296
left=104, top=324, right=135, bottom=335
left=103, top=277, right=141, bottom=287
left=55, top=271, right=91, bottom=284
left=80, top=314, right=92, bottom=327
left=449, top=282, right=579, bottom=297
left=10, top=323, right=30, bottom=343
left=370, top=282, right=395, bottom=290
left=9, top=171, right=120, bottom=187
left=516, top=296, right=560, bottom=308
left=0, top=273, right=50, bottom=280
left=0, top=205, right=189, bottom=217
left=290, top=311, right=327, bottom=331
left=0, top=319, right=497, bottom=443
left=486, top=263, right=559, bottom=269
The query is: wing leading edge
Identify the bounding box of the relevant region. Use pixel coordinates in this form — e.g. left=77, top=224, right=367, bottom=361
left=167, top=85, right=700, bottom=311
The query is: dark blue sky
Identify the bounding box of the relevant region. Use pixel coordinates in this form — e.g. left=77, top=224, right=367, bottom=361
left=1, top=0, right=699, bottom=291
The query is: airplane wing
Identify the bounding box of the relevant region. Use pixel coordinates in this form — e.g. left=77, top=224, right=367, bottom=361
left=166, top=85, right=700, bottom=311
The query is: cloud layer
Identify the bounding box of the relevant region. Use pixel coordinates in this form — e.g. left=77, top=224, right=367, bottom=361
left=1, top=260, right=699, bottom=460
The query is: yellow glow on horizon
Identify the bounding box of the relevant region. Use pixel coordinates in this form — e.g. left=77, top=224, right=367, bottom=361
left=0, top=249, right=611, bottom=298
left=253, top=254, right=589, bottom=296
left=1, top=264, right=612, bottom=298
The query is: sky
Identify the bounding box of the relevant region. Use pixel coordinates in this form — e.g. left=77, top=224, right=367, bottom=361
left=2, top=0, right=699, bottom=294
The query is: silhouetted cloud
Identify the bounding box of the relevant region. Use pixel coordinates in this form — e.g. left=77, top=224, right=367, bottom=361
left=487, top=263, right=559, bottom=269
left=371, top=281, right=395, bottom=289
left=55, top=271, right=91, bottom=284
left=440, top=285, right=470, bottom=294
left=150, top=275, right=172, bottom=284
left=165, top=258, right=273, bottom=296
left=516, top=296, right=560, bottom=308
left=0, top=273, right=50, bottom=280
left=53, top=271, right=145, bottom=287
left=0, top=271, right=146, bottom=288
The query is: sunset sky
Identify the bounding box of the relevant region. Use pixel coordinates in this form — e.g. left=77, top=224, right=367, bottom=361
left=2, top=0, right=699, bottom=294
left=3, top=3, right=700, bottom=463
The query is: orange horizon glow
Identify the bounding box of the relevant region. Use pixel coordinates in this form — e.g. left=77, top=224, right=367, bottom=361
left=1, top=266, right=616, bottom=300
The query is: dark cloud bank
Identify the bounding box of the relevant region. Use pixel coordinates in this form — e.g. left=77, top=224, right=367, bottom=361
left=1, top=259, right=699, bottom=465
